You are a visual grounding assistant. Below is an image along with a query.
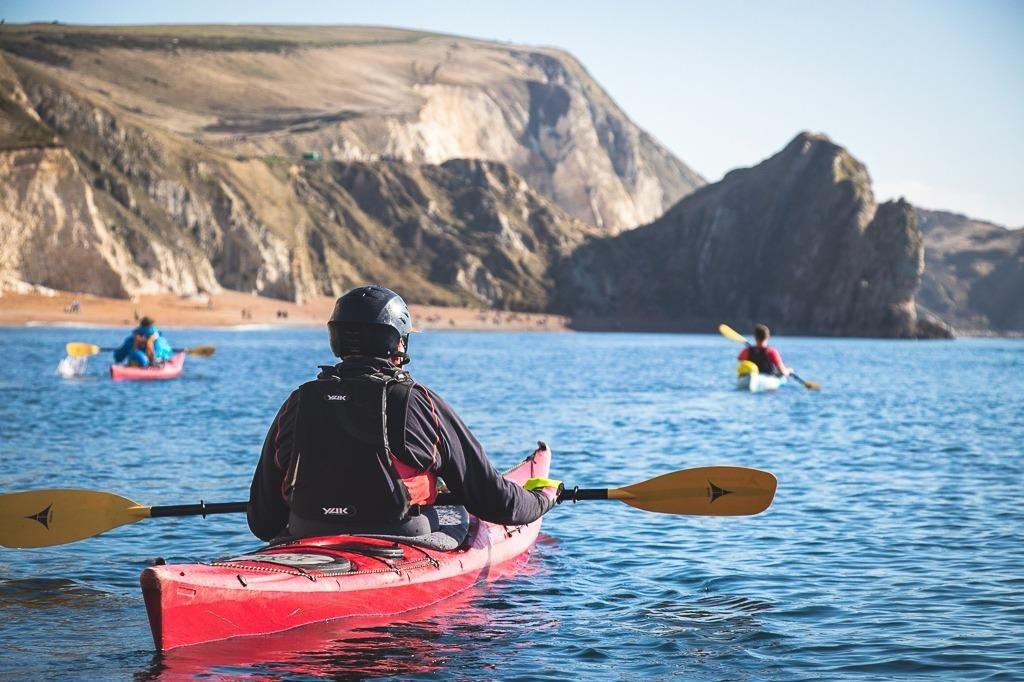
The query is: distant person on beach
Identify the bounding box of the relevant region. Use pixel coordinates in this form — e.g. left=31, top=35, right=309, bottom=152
left=737, top=324, right=791, bottom=377
left=113, top=316, right=174, bottom=368
left=247, top=284, right=561, bottom=542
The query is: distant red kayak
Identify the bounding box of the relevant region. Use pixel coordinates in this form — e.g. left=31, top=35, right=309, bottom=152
left=141, top=443, right=551, bottom=650
left=110, top=352, right=185, bottom=381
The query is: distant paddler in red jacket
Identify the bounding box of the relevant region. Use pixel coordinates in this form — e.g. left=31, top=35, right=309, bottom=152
left=737, top=324, right=791, bottom=378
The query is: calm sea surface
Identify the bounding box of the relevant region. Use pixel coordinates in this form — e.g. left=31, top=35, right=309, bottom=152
left=0, top=326, right=1021, bottom=680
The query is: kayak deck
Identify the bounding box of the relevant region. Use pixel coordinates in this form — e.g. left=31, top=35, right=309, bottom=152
left=140, top=444, right=551, bottom=650
left=110, top=352, right=185, bottom=381
left=737, top=373, right=786, bottom=392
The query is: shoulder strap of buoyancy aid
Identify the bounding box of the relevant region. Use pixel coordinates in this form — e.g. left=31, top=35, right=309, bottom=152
left=385, top=380, right=413, bottom=458
left=318, top=364, right=414, bottom=446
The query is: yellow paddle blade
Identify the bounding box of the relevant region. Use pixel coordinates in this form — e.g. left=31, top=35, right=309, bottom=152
left=609, top=466, right=777, bottom=516
left=65, top=342, right=102, bottom=357
left=0, top=489, right=151, bottom=548
left=185, top=345, right=216, bottom=356
left=717, top=324, right=749, bottom=345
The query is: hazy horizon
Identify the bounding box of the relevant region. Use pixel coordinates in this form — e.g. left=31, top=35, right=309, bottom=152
left=3, top=1, right=1021, bottom=227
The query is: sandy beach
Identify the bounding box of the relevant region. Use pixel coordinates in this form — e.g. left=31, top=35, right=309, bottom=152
left=0, top=288, right=571, bottom=332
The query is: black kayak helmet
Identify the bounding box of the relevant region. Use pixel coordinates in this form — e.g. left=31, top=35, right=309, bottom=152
left=328, top=285, right=413, bottom=361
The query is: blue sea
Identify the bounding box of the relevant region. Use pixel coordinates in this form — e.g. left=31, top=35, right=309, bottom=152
left=1, top=326, right=1021, bottom=680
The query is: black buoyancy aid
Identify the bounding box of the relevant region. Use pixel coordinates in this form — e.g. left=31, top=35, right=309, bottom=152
left=746, top=345, right=778, bottom=375
left=287, top=361, right=434, bottom=525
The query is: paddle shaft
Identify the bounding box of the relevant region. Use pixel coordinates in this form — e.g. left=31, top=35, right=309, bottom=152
left=92, top=347, right=197, bottom=353
left=559, top=487, right=610, bottom=502
left=65, top=342, right=215, bottom=358
left=435, top=488, right=608, bottom=506
left=154, top=492, right=620, bottom=515
left=152, top=489, right=648, bottom=511
left=790, top=372, right=813, bottom=387
left=149, top=501, right=247, bottom=518
left=745, top=344, right=810, bottom=387
left=95, top=492, right=614, bottom=517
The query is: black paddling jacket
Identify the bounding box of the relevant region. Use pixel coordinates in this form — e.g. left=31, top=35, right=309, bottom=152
left=247, top=358, right=554, bottom=541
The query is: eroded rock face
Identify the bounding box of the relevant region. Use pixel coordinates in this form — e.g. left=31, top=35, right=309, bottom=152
left=0, top=25, right=697, bottom=305
left=2, top=45, right=593, bottom=307
left=0, top=25, right=703, bottom=233
left=916, top=209, right=1024, bottom=334
left=290, top=157, right=598, bottom=308
left=558, top=133, right=952, bottom=338
left=7, top=67, right=321, bottom=300
left=0, top=147, right=131, bottom=296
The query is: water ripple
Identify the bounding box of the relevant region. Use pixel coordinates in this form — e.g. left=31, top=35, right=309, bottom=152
left=1, top=329, right=1022, bottom=679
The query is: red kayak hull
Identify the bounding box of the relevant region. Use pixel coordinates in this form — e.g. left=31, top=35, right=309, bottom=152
left=154, top=576, right=519, bottom=678
left=110, top=352, right=185, bottom=381
left=140, top=444, right=551, bottom=650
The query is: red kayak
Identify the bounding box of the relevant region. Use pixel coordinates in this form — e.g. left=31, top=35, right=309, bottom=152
left=140, top=443, right=552, bottom=650
left=110, top=353, right=185, bottom=381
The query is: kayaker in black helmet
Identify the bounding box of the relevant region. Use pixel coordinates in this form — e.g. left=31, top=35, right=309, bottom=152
left=247, top=284, right=561, bottom=542
left=737, top=324, right=791, bottom=377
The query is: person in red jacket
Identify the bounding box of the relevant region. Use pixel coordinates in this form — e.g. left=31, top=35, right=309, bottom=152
left=247, top=284, right=560, bottom=542
left=737, top=324, right=791, bottom=377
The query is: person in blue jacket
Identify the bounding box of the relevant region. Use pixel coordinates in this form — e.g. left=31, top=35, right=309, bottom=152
left=113, top=317, right=174, bottom=367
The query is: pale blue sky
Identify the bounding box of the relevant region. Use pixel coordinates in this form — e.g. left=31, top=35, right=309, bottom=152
left=3, top=1, right=1022, bottom=226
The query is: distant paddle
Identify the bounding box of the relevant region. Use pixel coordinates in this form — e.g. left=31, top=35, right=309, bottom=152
left=718, top=323, right=820, bottom=390
left=718, top=323, right=750, bottom=345
left=788, top=372, right=820, bottom=391
left=65, top=342, right=216, bottom=358
left=0, top=465, right=776, bottom=548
